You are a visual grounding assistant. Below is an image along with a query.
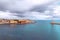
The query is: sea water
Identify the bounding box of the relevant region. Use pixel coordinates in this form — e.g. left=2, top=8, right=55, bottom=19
left=0, top=20, right=60, bottom=40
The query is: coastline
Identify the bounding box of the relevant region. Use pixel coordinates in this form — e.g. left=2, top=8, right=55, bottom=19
left=0, top=19, right=34, bottom=24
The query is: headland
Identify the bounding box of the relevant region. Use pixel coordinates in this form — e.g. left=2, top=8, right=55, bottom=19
left=0, top=19, right=35, bottom=24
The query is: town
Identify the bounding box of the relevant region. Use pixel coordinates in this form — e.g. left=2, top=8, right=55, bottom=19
left=0, top=19, right=34, bottom=24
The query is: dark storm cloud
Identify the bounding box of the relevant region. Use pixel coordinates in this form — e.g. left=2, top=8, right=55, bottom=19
left=30, top=1, right=56, bottom=13
left=0, top=0, right=55, bottom=13
left=30, top=5, right=48, bottom=13
left=0, top=3, right=8, bottom=11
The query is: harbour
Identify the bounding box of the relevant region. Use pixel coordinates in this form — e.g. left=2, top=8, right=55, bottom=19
left=0, top=20, right=59, bottom=40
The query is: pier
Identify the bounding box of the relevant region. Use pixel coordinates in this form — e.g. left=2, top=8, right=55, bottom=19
left=51, top=22, right=60, bottom=25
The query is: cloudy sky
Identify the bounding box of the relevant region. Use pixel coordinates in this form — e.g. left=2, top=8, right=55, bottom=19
left=0, top=0, right=60, bottom=20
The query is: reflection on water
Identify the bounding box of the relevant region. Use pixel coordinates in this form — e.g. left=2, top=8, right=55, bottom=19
left=0, top=24, right=25, bottom=40
left=0, top=20, right=59, bottom=40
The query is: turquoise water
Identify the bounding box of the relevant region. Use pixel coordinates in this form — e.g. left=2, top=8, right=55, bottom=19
left=0, top=20, right=60, bottom=40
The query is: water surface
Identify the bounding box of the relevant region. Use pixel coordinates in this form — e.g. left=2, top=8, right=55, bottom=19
left=0, top=20, right=59, bottom=40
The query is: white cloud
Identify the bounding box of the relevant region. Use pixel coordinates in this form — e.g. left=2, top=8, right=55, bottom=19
left=0, top=0, right=55, bottom=11
left=0, top=11, right=20, bottom=19
left=0, top=11, right=52, bottom=20
left=52, top=5, right=60, bottom=20
left=0, top=0, right=58, bottom=20
left=22, top=12, right=52, bottom=20
left=53, top=5, right=60, bottom=16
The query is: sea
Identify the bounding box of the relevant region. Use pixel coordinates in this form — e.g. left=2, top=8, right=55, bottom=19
left=0, top=20, right=60, bottom=40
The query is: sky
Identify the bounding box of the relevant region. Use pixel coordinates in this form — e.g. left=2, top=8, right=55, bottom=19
left=0, top=0, right=60, bottom=20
